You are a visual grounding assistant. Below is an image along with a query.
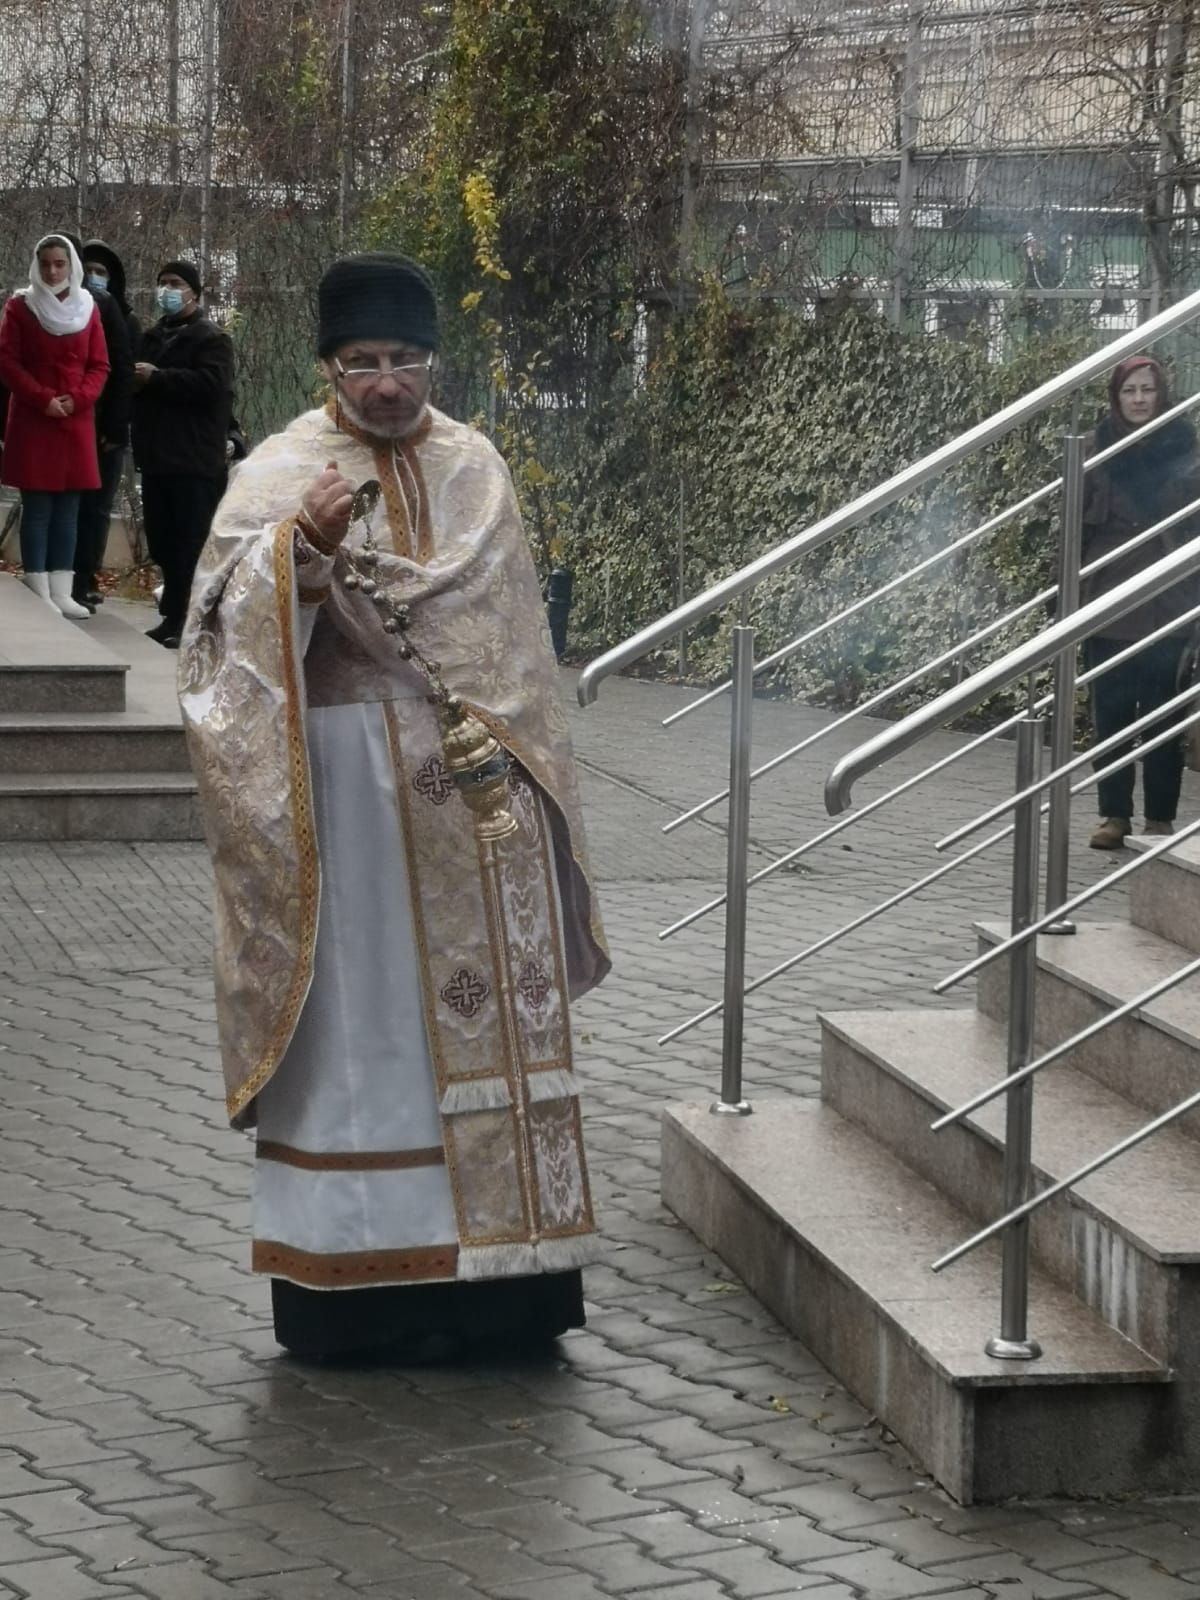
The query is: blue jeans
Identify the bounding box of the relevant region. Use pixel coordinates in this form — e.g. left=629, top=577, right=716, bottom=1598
left=20, top=490, right=81, bottom=573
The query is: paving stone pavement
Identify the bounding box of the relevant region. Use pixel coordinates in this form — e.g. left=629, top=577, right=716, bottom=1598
left=0, top=667, right=1198, bottom=1598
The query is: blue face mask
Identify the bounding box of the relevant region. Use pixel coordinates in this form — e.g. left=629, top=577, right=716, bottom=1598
left=85, top=275, right=107, bottom=293
left=156, top=286, right=185, bottom=315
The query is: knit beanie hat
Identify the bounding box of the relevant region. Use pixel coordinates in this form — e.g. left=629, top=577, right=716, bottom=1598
left=158, top=260, right=203, bottom=297
left=317, top=253, right=440, bottom=357
left=1108, top=354, right=1167, bottom=417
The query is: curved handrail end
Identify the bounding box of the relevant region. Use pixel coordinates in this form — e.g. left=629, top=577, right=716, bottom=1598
left=577, top=664, right=601, bottom=707
left=824, top=767, right=853, bottom=815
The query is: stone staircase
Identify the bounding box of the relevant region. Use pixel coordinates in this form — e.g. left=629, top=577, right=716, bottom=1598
left=662, top=837, right=1200, bottom=1503
left=0, top=576, right=202, bottom=840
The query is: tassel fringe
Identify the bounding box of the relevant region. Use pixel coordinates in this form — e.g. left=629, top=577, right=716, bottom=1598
left=525, top=1068, right=583, bottom=1103
left=457, top=1241, right=539, bottom=1280
left=440, top=1077, right=513, bottom=1114
left=535, top=1233, right=602, bottom=1272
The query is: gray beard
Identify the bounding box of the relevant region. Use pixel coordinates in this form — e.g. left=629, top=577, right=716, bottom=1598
left=336, top=387, right=429, bottom=441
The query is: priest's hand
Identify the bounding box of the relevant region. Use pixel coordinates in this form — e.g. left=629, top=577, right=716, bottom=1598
left=300, top=461, right=355, bottom=552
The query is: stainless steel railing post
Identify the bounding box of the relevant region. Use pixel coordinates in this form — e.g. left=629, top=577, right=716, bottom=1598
left=1044, top=430, right=1085, bottom=930
left=986, top=700, right=1044, bottom=1361
left=713, top=624, right=754, bottom=1116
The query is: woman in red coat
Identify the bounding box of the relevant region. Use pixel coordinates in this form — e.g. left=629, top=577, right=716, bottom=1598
left=0, top=235, right=109, bottom=617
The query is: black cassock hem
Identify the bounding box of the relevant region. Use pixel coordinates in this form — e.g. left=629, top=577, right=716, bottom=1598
left=271, top=1269, right=586, bottom=1361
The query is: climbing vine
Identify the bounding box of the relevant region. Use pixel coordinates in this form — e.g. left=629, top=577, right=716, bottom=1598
left=556, top=284, right=1101, bottom=707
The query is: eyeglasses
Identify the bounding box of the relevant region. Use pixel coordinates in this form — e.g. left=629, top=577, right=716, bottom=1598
left=335, top=354, right=433, bottom=382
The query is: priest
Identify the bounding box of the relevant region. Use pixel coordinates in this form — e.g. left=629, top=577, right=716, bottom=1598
left=179, top=253, right=609, bottom=1361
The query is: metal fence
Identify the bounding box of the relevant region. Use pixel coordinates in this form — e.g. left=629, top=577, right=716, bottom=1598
left=690, top=0, right=1200, bottom=347
left=1, top=0, right=1198, bottom=442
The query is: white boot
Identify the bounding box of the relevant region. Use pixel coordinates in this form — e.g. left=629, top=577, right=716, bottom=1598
left=20, top=571, right=56, bottom=611
left=48, top=572, right=90, bottom=619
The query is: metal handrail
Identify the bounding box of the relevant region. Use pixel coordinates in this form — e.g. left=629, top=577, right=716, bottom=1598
left=663, top=498, right=1197, bottom=837
left=663, top=638, right=1200, bottom=943
left=659, top=706, right=1034, bottom=939
left=658, top=812, right=1013, bottom=1045
left=940, top=819, right=1200, bottom=1004
left=825, top=523, right=1200, bottom=815
left=660, top=591, right=1200, bottom=940
left=933, top=950, right=1200, bottom=1134
left=660, top=389, right=1200, bottom=731
left=659, top=694, right=1200, bottom=1044
left=937, top=671, right=1200, bottom=853
left=578, top=284, right=1200, bottom=710
left=936, top=814, right=1200, bottom=994
left=932, top=1077, right=1200, bottom=1275
left=658, top=695, right=1200, bottom=1040
left=661, top=584, right=1049, bottom=835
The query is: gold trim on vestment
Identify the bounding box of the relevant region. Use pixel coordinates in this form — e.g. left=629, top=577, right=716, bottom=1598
left=379, top=697, right=596, bottom=1257
left=226, top=522, right=321, bottom=1123
left=253, top=1240, right=458, bottom=1287
left=403, top=443, right=433, bottom=564
left=256, top=1141, right=445, bottom=1172
left=377, top=446, right=413, bottom=558
left=475, top=824, right=538, bottom=1237
left=532, top=796, right=596, bottom=1232
left=532, top=1094, right=597, bottom=1241
left=383, top=701, right=531, bottom=1249
left=463, top=700, right=609, bottom=967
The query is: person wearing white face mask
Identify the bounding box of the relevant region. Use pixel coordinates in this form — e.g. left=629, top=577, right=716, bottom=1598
left=0, top=233, right=109, bottom=618
left=131, top=259, right=235, bottom=648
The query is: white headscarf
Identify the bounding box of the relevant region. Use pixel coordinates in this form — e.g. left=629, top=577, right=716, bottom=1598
left=20, top=234, right=94, bottom=336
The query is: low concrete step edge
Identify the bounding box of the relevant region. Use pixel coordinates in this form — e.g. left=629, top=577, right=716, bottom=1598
left=821, top=1006, right=1200, bottom=1359
left=1127, top=835, right=1200, bottom=955
left=0, top=772, right=203, bottom=842
left=661, top=1099, right=1169, bottom=1504
left=975, top=919, right=1200, bottom=1137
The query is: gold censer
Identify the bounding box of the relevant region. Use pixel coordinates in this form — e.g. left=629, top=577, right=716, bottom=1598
left=339, top=479, right=518, bottom=841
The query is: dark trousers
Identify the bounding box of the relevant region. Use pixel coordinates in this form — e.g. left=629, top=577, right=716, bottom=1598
left=1085, top=635, right=1187, bottom=822
left=141, top=472, right=226, bottom=633
left=74, top=446, right=126, bottom=597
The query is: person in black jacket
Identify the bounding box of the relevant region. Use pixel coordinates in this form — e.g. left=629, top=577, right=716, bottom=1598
left=1081, top=354, right=1200, bottom=849
left=132, top=260, right=235, bottom=647
left=71, top=238, right=139, bottom=610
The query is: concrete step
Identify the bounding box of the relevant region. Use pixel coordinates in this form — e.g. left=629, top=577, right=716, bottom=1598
left=821, top=1007, right=1200, bottom=1360
left=0, top=716, right=190, bottom=772
left=0, top=771, right=203, bottom=841
left=662, top=1098, right=1170, bottom=1504
left=1128, top=833, right=1200, bottom=954
left=976, top=919, right=1200, bottom=1138
left=0, top=575, right=127, bottom=713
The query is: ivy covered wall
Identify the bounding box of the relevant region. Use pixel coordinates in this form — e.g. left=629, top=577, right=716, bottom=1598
left=555, top=289, right=1106, bottom=709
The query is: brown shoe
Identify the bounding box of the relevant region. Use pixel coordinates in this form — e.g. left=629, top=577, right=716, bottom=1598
left=1090, top=817, right=1131, bottom=849
left=1144, top=820, right=1175, bottom=836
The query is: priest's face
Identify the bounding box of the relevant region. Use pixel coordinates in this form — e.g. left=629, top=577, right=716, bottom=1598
left=326, top=338, right=433, bottom=439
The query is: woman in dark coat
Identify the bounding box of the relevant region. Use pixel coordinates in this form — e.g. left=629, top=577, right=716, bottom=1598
left=0, top=234, right=109, bottom=618
left=1081, top=354, right=1200, bottom=848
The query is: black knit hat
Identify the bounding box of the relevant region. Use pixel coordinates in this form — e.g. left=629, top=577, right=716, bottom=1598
left=317, top=253, right=440, bottom=357
left=158, top=260, right=202, bottom=298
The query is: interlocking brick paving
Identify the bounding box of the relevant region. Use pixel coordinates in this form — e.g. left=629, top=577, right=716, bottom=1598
left=0, top=667, right=1193, bottom=1597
